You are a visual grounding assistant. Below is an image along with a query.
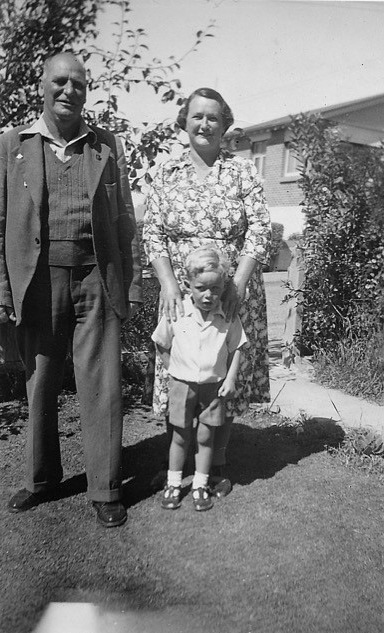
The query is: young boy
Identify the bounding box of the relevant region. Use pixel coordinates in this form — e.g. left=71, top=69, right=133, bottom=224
left=151, top=246, right=247, bottom=511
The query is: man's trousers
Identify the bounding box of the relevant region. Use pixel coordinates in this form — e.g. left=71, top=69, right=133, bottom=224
left=16, top=264, right=123, bottom=502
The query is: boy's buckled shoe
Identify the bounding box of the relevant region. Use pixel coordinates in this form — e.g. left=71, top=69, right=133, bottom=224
left=161, top=485, right=181, bottom=509
left=192, top=487, right=213, bottom=511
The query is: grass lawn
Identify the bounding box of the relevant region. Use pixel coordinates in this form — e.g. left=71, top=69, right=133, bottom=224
left=1, top=393, right=384, bottom=633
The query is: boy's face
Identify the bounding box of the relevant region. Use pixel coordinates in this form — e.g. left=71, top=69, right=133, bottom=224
left=188, top=270, right=225, bottom=313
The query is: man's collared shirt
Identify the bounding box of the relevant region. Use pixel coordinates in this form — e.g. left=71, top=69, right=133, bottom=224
left=152, top=295, right=247, bottom=384
left=19, top=115, right=95, bottom=162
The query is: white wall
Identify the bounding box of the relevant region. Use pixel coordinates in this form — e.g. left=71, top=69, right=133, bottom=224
left=269, top=206, right=305, bottom=238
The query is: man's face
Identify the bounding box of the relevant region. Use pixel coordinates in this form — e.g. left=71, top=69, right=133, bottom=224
left=43, top=55, right=87, bottom=124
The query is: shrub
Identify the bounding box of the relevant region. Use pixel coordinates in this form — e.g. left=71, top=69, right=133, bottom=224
left=288, top=113, right=384, bottom=353
left=121, top=274, right=159, bottom=401
left=120, top=220, right=159, bottom=400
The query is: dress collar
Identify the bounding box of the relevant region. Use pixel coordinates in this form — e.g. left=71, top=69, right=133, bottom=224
left=170, top=148, right=231, bottom=171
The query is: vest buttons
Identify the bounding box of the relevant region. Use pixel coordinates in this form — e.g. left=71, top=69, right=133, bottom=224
left=35, top=237, right=40, bottom=245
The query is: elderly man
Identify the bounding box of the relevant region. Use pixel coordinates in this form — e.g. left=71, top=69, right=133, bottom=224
left=0, top=52, right=142, bottom=527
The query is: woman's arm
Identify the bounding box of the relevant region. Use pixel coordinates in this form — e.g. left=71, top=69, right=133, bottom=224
left=143, top=167, right=184, bottom=322
left=222, top=159, right=271, bottom=321
left=221, top=255, right=258, bottom=322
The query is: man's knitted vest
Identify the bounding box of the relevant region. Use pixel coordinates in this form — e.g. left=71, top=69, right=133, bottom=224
left=43, top=142, right=95, bottom=266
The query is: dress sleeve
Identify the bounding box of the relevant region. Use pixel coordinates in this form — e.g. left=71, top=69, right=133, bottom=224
left=143, top=164, right=170, bottom=263
left=239, top=159, right=271, bottom=265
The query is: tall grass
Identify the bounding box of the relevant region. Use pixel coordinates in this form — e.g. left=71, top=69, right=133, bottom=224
left=327, top=426, right=384, bottom=477
left=313, top=329, right=384, bottom=404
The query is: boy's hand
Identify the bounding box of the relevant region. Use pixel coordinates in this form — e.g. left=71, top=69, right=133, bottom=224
left=218, top=377, right=236, bottom=399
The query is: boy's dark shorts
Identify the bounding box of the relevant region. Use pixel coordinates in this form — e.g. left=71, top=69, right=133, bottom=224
left=169, top=376, right=225, bottom=428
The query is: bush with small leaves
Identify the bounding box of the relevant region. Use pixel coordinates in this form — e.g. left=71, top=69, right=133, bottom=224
left=288, top=113, right=384, bottom=353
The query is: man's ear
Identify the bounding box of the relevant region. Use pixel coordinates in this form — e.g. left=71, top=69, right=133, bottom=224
left=38, top=79, right=44, bottom=98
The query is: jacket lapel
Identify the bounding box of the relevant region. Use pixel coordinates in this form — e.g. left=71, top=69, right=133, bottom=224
left=16, top=135, right=45, bottom=210
left=83, top=140, right=111, bottom=203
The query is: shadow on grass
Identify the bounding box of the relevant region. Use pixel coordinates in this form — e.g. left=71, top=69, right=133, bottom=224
left=120, top=414, right=346, bottom=508
left=227, top=416, right=345, bottom=484
left=19, top=413, right=345, bottom=509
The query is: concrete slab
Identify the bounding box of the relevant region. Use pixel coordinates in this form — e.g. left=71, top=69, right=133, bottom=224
left=268, top=356, right=384, bottom=436
left=263, top=267, right=384, bottom=437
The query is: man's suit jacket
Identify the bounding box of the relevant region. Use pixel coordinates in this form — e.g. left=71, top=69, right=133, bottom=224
left=0, top=124, right=142, bottom=324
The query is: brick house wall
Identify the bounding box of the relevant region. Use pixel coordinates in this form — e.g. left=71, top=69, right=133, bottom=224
left=226, top=129, right=302, bottom=207
left=263, top=133, right=302, bottom=207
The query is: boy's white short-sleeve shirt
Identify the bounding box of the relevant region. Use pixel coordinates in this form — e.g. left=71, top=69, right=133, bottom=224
left=152, top=295, right=247, bottom=384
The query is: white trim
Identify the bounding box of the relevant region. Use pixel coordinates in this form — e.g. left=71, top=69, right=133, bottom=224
left=249, top=130, right=271, bottom=143
left=282, top=146, right=300, bottom=179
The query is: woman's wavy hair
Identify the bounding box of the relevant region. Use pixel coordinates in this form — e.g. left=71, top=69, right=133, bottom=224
left=176, top=87, right=234, bottom=134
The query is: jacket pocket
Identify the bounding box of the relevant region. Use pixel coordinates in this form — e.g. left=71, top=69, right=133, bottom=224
left=104, top=183, right=119, bottom=222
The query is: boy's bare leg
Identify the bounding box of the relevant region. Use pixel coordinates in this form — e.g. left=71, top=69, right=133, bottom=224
left=195, top=422, right=215, bottom=475
left=168, top=426, right=190, bottom=472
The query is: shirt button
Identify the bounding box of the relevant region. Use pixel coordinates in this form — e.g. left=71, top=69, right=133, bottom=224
left=35, top=237, right=40, bottom=245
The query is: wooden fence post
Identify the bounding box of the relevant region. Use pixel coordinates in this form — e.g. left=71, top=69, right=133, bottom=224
left=281, top=245, right=305, bottom=367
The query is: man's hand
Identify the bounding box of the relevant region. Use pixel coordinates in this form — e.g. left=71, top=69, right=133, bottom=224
left=0, top=306, right=16, bottom=324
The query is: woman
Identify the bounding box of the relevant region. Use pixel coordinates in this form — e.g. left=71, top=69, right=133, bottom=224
left=143, top=87, right=271, bottom=496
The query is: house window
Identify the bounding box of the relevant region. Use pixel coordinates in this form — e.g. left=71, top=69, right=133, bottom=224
left=283, top=146, right=301, bottom=179
left=252, top=140, right=266, bottom=177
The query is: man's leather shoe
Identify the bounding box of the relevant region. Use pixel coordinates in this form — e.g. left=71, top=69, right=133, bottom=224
left=8, top=488, right=50, bottom=513
left=93, top=501, right=127, bottom=528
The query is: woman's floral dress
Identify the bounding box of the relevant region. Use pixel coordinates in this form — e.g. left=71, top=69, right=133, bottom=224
left=143, top=149, right=271, bottom=418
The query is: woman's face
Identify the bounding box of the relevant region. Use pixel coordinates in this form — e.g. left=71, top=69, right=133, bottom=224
left=185, top=96, right=224, bottom=153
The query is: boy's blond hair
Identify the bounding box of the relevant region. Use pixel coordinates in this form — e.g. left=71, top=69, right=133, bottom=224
left=185, top=246, right=230, bottom=281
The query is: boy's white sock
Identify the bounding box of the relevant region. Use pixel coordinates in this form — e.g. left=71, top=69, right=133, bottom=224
left=192, top=471, right=209, bottom=490
left=167, top=470, right=182, bottom=488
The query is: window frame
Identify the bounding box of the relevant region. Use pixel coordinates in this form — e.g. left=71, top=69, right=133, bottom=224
left=251, top=139, right=267, bottom=178
left=281, top=145, right=301, bottom=182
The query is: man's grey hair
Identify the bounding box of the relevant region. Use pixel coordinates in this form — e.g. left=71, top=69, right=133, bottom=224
left=42, top=51, right=86, bottom=80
